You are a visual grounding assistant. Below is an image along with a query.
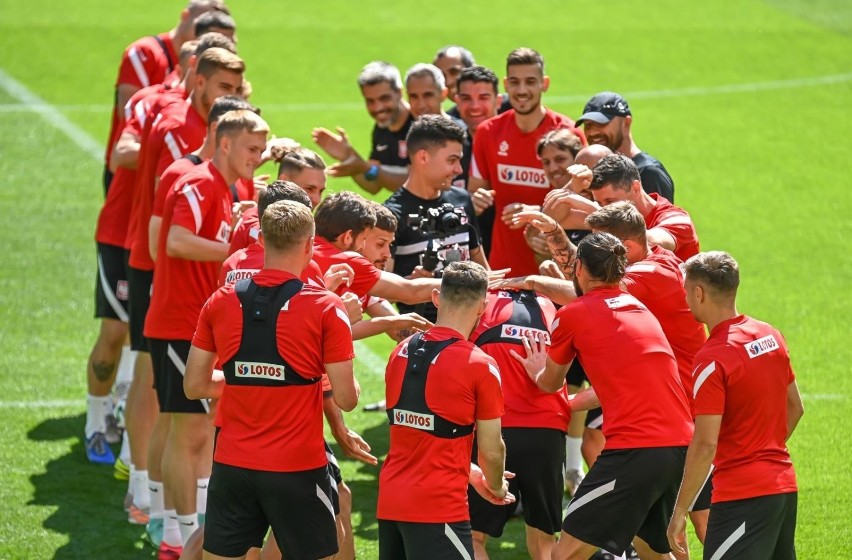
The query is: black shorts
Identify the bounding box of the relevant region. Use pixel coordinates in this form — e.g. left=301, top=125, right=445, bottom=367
left=585, top=407, right=603, bottom=430
left=204, top=462, right=338, bottom=560
left=378, top=520, right=473, bottom=560
left=704, top=492, right=797, bottom=560
left=94, top=243, right=130, bottom=321
left=126, top=259, right=153, bottom=352
left=562, top=446, right=687, bottom=556
left=566, top=360, right=588, bottom=388
left=103, top=165, right=114, bottom=196
left=469, top=428, right=564, bottom=537
left=149, top=339, right=207, bottom=414
left=324, top=441, right=342, bottom=515
left=690, top=470, right=713, bottom=512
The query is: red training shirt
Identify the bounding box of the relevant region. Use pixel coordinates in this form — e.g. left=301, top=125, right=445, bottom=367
left=228, top=206, right=259, bottom=255
left=645, top=193, right=699, bottom=262
left=312, top=236, right=382, bottom=299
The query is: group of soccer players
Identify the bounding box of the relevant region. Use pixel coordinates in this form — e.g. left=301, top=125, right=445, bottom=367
left=83, top=2, right=804, bottom=559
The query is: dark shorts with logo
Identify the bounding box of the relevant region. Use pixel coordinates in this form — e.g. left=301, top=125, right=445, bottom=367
left=94, top=242, right=130, bottom=321
left=690, top=471, right=713, bottom=512
left=704, top=492, right=797, bottom=560
left=126, top=256, right=153, bottom=352
left=566, top=360, right=589, bottom=388
left=585, top=407, right=603, bottom=430
left=469, top=427, right=564, bottom=537
left=324, top=441, right=342, bottom=515
left=149, top=338, right=207, bottom=414
left=563, top=446, right=687, bottom=556
left=204, top=462, right=338, bottom=559
left=378, top=519, right=473, bottom=560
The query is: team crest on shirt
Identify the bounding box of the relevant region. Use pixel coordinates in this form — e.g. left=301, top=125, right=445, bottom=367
left=746, top=334, right=779, bottom=359
left=398, top=140, right=408, bottom=159
left=604, top=294, right=646, bottom=310
left=235, top=361, right=286, bottom=380
left=502, top=324, right=550, bottom=344
left=497, top=164, right=549, bottom=188
left=216, top=221, right=231, bottom=243
left=495, top=290, right=514, bottom=299
left=498, top=140, right=509, bottom=156
left=398, top=344, right=410, bottom=358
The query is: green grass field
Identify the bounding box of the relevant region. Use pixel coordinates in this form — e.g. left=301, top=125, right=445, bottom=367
left=0, top=0, right=850, bottom=558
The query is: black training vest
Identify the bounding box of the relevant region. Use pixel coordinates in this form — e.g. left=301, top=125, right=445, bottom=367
left=222, top=278, right=320, bottom=387
left=474, top=290, right=549, bottom=347
left=386, top=333, right=474, bottom=439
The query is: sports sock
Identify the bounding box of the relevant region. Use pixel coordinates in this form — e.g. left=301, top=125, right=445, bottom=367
left=177, top=512, right=199, bottom=545
left=148, top=480, right=165, bottom=519
left=115, top=345, right=136, bottom=388
left=85, top=395, right=110, bottom=438
left=196, top=477, right=209, bottom=515
left=565, top=435, right=584, bottom=472
left=119, top=431, right=131, bottom=464
left=162, top=509, right=182, bottom=547
left=133, top=470, right=151, bottom=510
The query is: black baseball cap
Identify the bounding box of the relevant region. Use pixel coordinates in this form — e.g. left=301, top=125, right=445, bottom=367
left=576, top=92, right=631, bottom=125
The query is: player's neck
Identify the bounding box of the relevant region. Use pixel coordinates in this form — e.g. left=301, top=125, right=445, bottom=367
left=403, top=175, right=441, bottom=200
left=210, top=155, right=237, bottom=187
left=704, top=305, right=740, bottom=333
left=618, top=137, right=640, bottom=158
left=197, top=138, right=214, bottom=160
left=514, top=105, right=546, bottom=134
left=434, top=313, right=477, bottom=340
left=634, top=190, right=656, bottom=217
left=262, top=254, right=305, bottom=277
left=389, top=103, right=411, bottom=132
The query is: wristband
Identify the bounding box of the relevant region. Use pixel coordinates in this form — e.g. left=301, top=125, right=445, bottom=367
left=364, top=164, right=380, bottom=181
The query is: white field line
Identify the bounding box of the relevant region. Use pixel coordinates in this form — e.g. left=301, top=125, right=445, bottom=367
left=0, top=65, right=392, bottom=383
left=0, top=72, right=849, bottom=114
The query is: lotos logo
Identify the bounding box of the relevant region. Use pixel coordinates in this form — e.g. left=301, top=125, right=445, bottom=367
left=746, top=334, right=779, bottom=359
left=235, top=361, right=286, bottom=380
left=393, top=409, right=434, bottom=431
left=496, top=164, right=549, bottom=188
left=225, top=269, right=259, bottom=284
left=501, top=324, right=550, bottom=344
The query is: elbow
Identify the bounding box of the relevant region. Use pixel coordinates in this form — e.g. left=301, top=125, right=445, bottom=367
left=183, top=380, right=202, bottom=401
left=165, top=236, right=184, bottom=258
left=334, top=394, right=358, bottom=413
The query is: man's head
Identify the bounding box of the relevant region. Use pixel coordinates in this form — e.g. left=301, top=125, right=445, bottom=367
left=504, top=47, right=549, bottom=116
left=194, top=10, right=236, bottom=40
left=406, top=115, right=466, bottom=192
left=584, top=202, right=647, bottom=264
left=261, top=200, right=315, bottom=265
left=405, top=63, right=447, bottom=118
left=314, top=191, right=377, bottom=252
left=214, top=109, right=269, bottom=180
left=537, top=129, right=583, bottom=189
left=455, top=65, right=499, bottom=133
left=683, top=251, right=740, bottom=324
left=433, top=261, right=488, bottom=315
left=276, top=148, right=327, bottom=208
left=589, top=154, right=643, bottom=206
left=193, top=47, right=245, bottom=117
left=176, top=0, right=229, bottom=43
left=358, top=61, right=405, bottom=129
left=433, top=45, right=476, bottom=101
left=573, top=232, right=627, bottom=295
left=577, top=92, right=633, bottom=152
left=360, top=202, right=398, bottom=269
left=258, top=180, right=312, bottom=218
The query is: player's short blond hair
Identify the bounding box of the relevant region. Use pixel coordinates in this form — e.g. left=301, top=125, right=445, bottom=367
left=585, top=201, right=647, bottom=245
left=261, top=200, right=315, bottom=252
left=215, top=109, right=269, bottom=144
left=196, top=47, right=244, bottom=78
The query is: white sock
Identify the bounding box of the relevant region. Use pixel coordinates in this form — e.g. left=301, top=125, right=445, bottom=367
left=163, top=509, right=182, bottom=546
left=85, top=395, right=110, bottom=438
left=127, top=463, right=135, bottom=496
left=148, top=480, right=165, bottom=519
left=177, top=512, right=199, bottom=545
left=565, top=436, right=584, bottom=472
left=115, top=345, right=136, bottom=386
left=119, top=431, right=131, bottom=464
left=133, top=470, right=150, bottom=509
left=196, top=477, right=209, bottom=515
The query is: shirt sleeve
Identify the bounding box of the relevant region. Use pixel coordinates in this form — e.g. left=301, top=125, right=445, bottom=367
left=622, top=271, right=651, bottom=302
left=321, top=294, right=356, bottom=364
left=470, top=129, right=489, bottom=181
left=117, top=43, right=158, bottom=89
left=343, top=255, right=382, bottom=299
left=474, top=355, right=504, bottom=420
left=548, top=305, right=579, bottom=366
left=192, top=296, right=218, bottom=352
left=692, top=352, right=727, bottom=416
left=654, top=212, right=697, bottom=253
left=156, top=129, right=187, bottom=178
left=171, top=178, right=214, bottom=235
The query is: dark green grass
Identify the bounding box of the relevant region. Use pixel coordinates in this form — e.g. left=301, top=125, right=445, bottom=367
left=0, top=0, right=850, bottom=558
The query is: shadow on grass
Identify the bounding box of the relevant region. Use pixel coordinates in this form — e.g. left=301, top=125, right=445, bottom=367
left=27, top=413, right=153, bottom=559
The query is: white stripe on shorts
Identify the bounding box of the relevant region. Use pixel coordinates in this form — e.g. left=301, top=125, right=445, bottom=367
left=709, top=521, right=747, bottom=560
left=316, top=483, right=335, bottom=519
left=566, top=479, right=617, bottom=517
left=97, top=250, right=129, bottom=322
left=587, top=413, right=604, bottom=430
left=167, top=343, right=209, bottom=413
left=443, top=523, right=472, bottom=560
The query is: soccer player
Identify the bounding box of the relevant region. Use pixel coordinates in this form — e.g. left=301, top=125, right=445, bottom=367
left=378, top=261, right=512, bottom=560
left=468, top=288, right=568, bottom=560
left=312, top=61, right=412, bottom=194
left=144, top=110, right=269, bottom=557
left=512, top=232, right=694, bottom=559
left=667, top=252, right=803, bottom=559
left=577, top=92, right=675, bottom=202
left=184, top=200, right=359, bottom=560
left=468, top=47, right=586, bottom=276
left=589, top=154, right=699, bottom=262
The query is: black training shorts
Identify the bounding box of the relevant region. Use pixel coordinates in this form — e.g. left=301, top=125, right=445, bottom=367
left=378, top=519, right=473, bottom=560
left=704, top=492, right=797, bottom=560
left=94, top=242, right=129, bottom=321
left=149, top=338, right=207, bottom=414
left=126, top=258, right=153, bottom=352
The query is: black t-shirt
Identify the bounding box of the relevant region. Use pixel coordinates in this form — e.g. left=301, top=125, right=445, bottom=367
left=384, top=186, right=481, bottom=320
left=370, top=113, right=415, bottom=167
left=633, top=152, right=675, bottom=203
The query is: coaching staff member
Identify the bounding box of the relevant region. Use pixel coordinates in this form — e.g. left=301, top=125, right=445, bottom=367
left=185, top=200, right=360, bottom=560
left=378, top=261, right=511, bottom=560
left=512, top=232, right=694, bottom=559
left=667, top=251, right=803, bottom=559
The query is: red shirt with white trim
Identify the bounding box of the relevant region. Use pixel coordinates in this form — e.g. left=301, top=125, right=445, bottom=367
left=622, top=246, right=707, bottom=415
left=312, top=236, right=382, bottom=299
left=470, top=290, right=570, bottom=431
left=378, top=327, right=504, bottom=523
left=144, top=161, right=232, bottom=341
left=644, top=193, right=699, bottom=262
left=549, top=286, right=693, bottom=449
left=471, top=108, right=585, bottom=275
left=192, top=269, right=355, bottom=472
left=228, top=206, right=259, bottom=255
left=692, top=315, right=797, bottom=503
left=219, top=242, right=326, bottom=290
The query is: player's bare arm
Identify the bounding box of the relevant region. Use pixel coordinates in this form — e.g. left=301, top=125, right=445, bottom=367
left=183, top=346, right=223, bottom=400
left=325, top=360, right=360, bottom=412
left=786, top=380, right=804, bottom=441
left=323, top=395, right=378, bottom=465
left=166, top=225, right=229, bottom=262
left=646, top=227, right=677, bottom=252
